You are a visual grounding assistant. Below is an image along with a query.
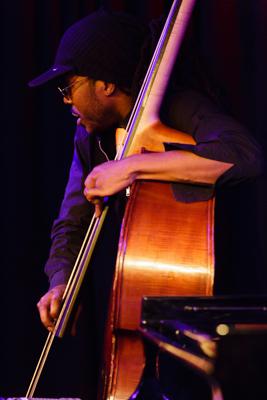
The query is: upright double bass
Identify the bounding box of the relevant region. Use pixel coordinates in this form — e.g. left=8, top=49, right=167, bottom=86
left=26, top=0, right=214, bottom=398
left=99, top=0, right=215, bottom=398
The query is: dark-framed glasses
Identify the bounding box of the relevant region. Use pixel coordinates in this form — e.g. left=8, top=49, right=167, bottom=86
left=57, top=77, right=88, bottom=100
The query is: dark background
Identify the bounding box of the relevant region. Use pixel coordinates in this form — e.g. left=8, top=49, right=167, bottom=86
left=1, top=0, right=267, bottom=397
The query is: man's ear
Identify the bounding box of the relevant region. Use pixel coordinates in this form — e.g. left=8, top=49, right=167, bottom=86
left=103, top=82, right=116, bottom=96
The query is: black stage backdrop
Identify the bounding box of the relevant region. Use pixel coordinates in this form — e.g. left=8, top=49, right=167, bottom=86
left=1, top=0, right=267, bottom=397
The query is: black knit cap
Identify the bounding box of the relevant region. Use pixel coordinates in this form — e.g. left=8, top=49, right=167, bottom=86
left=28, top=9, right=148, bottom=89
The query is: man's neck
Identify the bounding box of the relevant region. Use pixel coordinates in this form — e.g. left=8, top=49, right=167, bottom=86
left=116, top=91, right=134, bottom=125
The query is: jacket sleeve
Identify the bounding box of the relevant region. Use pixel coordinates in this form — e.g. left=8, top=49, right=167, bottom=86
left=162, top=89, right=264, bottom=186
left=44, top=126, right=94, bottom=289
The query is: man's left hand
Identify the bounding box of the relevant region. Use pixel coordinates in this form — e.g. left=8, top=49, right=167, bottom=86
left=83, top=159, right=136, bottom=216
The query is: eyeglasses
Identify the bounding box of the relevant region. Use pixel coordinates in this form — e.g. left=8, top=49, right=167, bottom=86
left=57, top=77, right=88, bottom=100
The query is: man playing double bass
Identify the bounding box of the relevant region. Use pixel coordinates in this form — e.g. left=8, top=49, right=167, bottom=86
left=29, top=7, right=262, bottom=398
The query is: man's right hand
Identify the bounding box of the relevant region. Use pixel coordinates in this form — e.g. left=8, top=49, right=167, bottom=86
left=37, top=284, right=66, bottom=331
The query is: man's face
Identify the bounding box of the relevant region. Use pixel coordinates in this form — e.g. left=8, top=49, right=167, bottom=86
left=61, top=75, right=121, bottom=134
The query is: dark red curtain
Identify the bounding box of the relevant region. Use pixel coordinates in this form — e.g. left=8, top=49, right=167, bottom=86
left=1, top=0, right=266, bottom=396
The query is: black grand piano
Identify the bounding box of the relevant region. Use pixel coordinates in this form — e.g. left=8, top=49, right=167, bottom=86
left=130, top=296, right=267, bottom=400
